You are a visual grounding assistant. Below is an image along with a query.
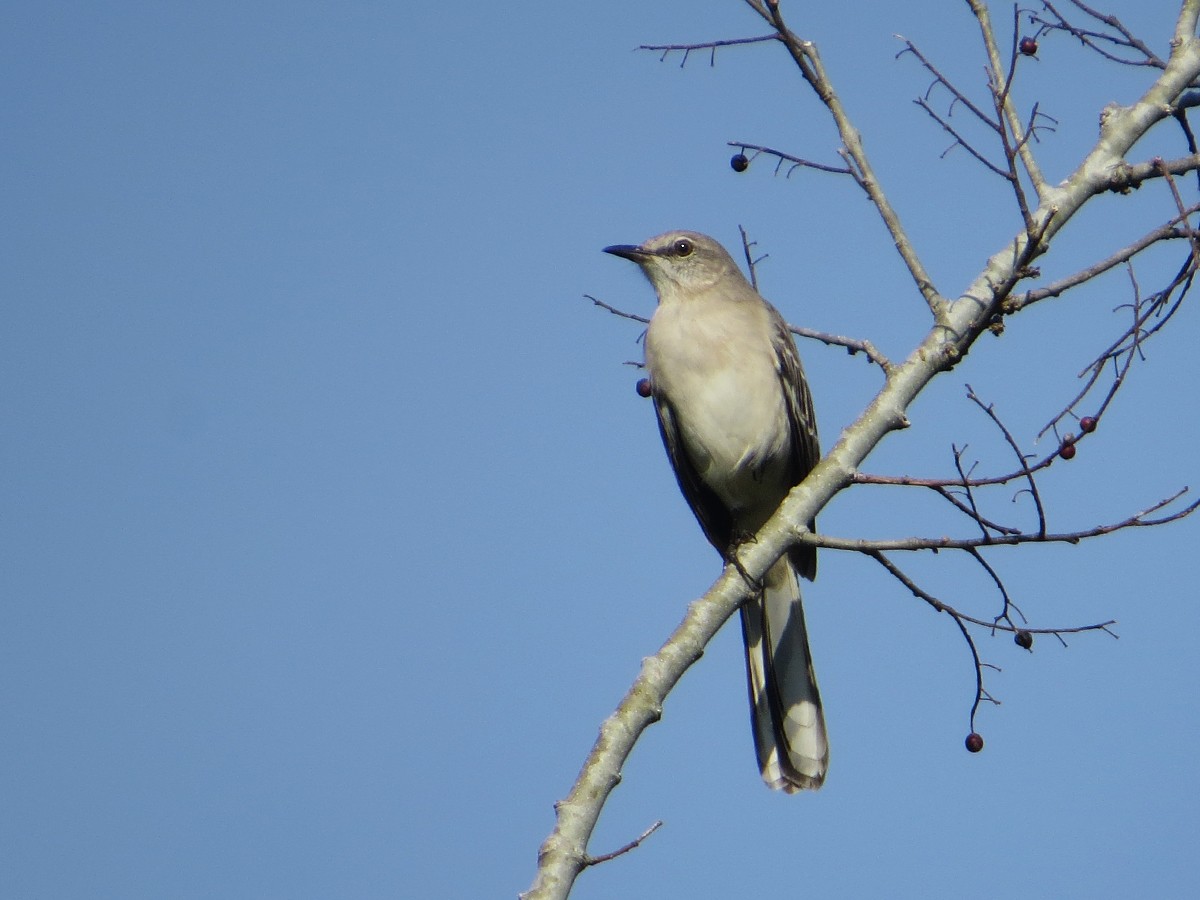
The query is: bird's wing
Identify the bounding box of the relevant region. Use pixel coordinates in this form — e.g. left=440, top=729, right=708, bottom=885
left=652, top=395, right=734, bottom=557
left=768, top=306, right=820, bottom=580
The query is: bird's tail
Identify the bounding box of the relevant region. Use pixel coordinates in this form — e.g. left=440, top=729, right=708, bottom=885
left=740, top=557, right=828, bottom=792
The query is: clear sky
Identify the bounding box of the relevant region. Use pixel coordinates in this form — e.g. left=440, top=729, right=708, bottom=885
left=3, top=2, right=1197, bottom=898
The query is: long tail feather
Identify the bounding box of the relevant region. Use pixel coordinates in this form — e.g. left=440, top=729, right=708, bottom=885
left=740, top=557, right=828, bottom=792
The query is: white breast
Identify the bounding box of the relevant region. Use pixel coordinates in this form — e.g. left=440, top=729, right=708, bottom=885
left=645, top=296, right=792, bottom=524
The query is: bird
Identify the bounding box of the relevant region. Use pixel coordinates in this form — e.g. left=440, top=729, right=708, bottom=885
left=604, top=230, right=827, bottom=792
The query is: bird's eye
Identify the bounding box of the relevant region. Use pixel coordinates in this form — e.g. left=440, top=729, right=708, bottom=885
left=673, top=239, right=694, bottom=257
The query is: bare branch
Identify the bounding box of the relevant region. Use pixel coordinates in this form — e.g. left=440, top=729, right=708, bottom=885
left=1037, top=282, right=1141, bottom=439
left=1015, top=203, right=1200, bottom=310
left=966, top=0, right=1049, bottom=197
left=728, top=142, right=853, bottom=176
left=587, top=290, right=891, bottom=372
left=867, top=551, right=1115, bottom=730
left=870, top=552, right=997, bottom=724
left=967, top=546, right=1026, bottom=628
left=1038, top=230, right=1199, bottom=437
left=804, top=488, right=1200, bottom=552
left=951, top=444, right=991, bottom=541
left=913, top=97, right=1012, bottom=177
left=931, top=480, right=1026, bottom=535
left=743, top=0, right=945, bottom=310
left=897, top=38, right=1001, bottom=132
left=1032, top=1, right=1165, bottom=68
left=787, top=324, right=893, bottom=372
left=965, top=387, right=1047, bottom=537
left=874, top=548, right=1118, bottom=639
left=582, top=821, right=664, bottom=867
left=638, top=33, right=779, bottom=67
left=584, top=294, right=649, bottom=325
left=737, top=224, right=766, bottom=291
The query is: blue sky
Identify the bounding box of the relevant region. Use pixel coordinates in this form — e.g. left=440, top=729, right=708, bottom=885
left=3, top=2, right=1197, bottom=898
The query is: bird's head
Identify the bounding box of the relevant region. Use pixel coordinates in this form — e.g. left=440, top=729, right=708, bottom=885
left=604, top=231, right=746, bottom=301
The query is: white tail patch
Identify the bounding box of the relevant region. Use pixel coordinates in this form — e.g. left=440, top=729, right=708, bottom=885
left=741, top=558, right=827, bottom=792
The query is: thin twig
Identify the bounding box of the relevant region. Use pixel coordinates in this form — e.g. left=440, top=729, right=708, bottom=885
left=897, top=38, right=1001, bottom=131
left=951, top=444, right=991, bottom=541
left=966, top=0, right=1048, bottom=196
left=582, top=821, right=664, bottom=867
left=584, top=294, right=649, bottom=324
left=1015, top=203, right=1200, bottom=310
left=1032, top=0, right=1165, bottom=68
left=729, top=142, right=853, bottom=176
left=966, top=386, right=1047, bottom=537
left=587, top=292, right=891, bottom=372
left=787, top=324, right=893, bottom=371
left=737, top=225, right=765, bottom=291
left=638, top=34, right=779, bottom=67
left=804, top=489, right=1199, bottom=552
left=913, top=98, right=1011, bottom=177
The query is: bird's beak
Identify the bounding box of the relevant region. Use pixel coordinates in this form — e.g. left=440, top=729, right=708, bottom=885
left=603, top=243, right=651, bottom=262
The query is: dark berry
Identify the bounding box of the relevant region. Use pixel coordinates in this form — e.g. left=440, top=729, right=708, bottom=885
left=1079, top=416, right=1097, bottom=433
left=730, top=153, right=749, bottom=173
left=1059, top=440, right=1076, bottom=460
left=636, top=378, right=652, bottom=398
left=1019, top=36, right=1038, bottom=56
left=965, top=732, right=984, bottom=753
left=1015, top=630, right=1034, bottom=650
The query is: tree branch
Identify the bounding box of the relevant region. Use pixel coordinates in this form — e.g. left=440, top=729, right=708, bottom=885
left=803, top=488, right=1199, bottom=552
left=638, top=33, right=780, bottom=67
left=743, top=0, right=945, bottom=311
left=525, top=6, right=1200, bottom=898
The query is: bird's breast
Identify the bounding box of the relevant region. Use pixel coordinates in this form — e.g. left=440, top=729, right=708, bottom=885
left=645, top=300, right=791, bottom=515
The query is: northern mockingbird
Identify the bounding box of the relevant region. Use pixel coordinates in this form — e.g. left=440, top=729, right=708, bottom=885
left=604, top=230, right=827, bottom=792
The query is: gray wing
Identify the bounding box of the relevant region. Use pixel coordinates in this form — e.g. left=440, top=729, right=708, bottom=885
left=767, top=305, right=820, bottom=580
left=651, top=395, right=735, bottom=558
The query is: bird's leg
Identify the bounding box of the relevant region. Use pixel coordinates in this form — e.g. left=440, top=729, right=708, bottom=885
left=726, top=529, right=766, bottom=595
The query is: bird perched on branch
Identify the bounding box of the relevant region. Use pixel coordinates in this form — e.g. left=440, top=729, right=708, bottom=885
left=604, top=230, right=827, bottom=792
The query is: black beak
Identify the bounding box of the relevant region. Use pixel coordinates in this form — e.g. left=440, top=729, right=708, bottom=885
left=603, top=244, right=650, bottom=262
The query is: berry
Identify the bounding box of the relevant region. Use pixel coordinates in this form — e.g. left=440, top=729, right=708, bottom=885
left=636, top=378, right=652, bottom=398
left=1015, top=630, right=1034, bottom=650
left=1059, top=440, right=1076, bottom=460
left=1079, top=416, right=1097, bottom=433
left=965, top=732, right=985, bottom=753
left=1019, top=36, right=1038, bottom=56
left=730, top=153, right=749, bottom=173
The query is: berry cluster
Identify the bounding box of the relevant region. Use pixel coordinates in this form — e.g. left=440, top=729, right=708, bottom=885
left=1059, top=415, right=1097, bottom=460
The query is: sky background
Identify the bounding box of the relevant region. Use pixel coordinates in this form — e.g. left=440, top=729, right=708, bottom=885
left=3, top=2, right=1198, bottom=898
